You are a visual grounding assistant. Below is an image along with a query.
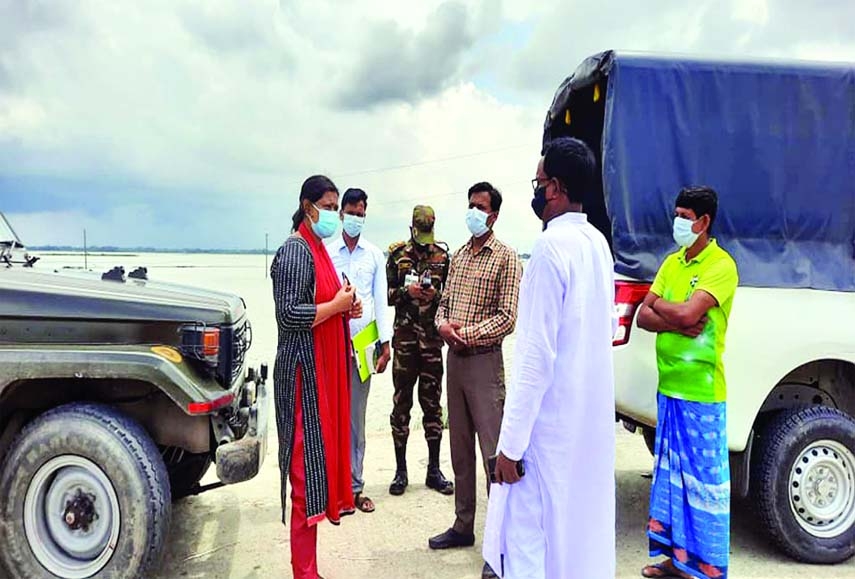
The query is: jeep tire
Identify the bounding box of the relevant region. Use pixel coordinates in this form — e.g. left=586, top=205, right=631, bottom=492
left=642, top=427, right=657, bottom=456
left=0, top=402, right=171, bottom=579
left=753, top=406, right=855, bottom=564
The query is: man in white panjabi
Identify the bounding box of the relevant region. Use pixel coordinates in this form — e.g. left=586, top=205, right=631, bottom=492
left=483, top=137, right=618, bottom=579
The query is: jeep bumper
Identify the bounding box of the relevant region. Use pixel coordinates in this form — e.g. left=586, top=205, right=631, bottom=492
left=215, top=369, right=269, bottom=485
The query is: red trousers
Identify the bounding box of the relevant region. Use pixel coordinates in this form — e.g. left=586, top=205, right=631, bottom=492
left=290, top=377, right=318, bottom=579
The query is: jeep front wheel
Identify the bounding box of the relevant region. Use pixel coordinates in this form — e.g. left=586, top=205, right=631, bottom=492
left=753, top=406, right=855, bottom=563
left=0, top=402, right=171, bottom=579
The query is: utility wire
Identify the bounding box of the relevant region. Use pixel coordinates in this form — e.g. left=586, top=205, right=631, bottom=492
left=379, top=178, right=533, bottom=207
left=329, top=144, right=529, bottom=180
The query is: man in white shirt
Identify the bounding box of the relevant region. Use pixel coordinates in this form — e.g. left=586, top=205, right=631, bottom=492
left=483, top=137, right=618, bottom=578
left=328, top=188, right=392, bottom=514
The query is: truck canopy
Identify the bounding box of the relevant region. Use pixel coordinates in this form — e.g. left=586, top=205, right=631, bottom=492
left=543, top=51, right=855, bottom=291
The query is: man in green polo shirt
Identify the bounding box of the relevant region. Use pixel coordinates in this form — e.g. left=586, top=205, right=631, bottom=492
left=637, top=186, right=738, bottom=579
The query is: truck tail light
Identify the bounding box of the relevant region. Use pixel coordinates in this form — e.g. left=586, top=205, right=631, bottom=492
left=613, top=281, right=651, bottom=347
left=187, top=392, right=234, bottom=415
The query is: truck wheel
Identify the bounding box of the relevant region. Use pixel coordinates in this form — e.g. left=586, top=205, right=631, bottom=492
left=162, top=447, right=213, bottom=500
left=0, top=402, right=171, bottom=579
left=753, top=406, right=855, bottom=563
left=642, top=427, right=657, bottom=456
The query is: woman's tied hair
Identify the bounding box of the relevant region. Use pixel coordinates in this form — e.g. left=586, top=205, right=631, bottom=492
left=291, top=175, right=339, bottom=232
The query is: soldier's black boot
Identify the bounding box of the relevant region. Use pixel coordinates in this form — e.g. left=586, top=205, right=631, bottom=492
left=426, top=439, right=454, bottom=495
left=389, top=444, right=408, bottom=496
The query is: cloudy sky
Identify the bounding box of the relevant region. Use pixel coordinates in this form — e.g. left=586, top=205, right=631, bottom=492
left=2, top=0, right=853, bottom=252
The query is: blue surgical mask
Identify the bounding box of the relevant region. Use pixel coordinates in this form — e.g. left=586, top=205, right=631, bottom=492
left=466, top=208, right=490, bottom=238
left=342, top=214, right=365, bottom=238
left=673, top=216, right=700, bottom=248
left=311, top=204, right=340, bottom=239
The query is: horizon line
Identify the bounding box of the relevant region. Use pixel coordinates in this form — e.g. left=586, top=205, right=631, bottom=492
left=30, top=246, right=270, bottom=254
left=29, top=245, right=533, bottom=256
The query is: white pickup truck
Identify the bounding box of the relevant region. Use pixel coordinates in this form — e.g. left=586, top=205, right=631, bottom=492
left=543, top=51, right=855, bottom=563
left=615, top=279, right=855, bottom=563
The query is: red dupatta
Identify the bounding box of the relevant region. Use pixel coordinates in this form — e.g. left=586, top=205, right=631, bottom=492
left=298, top=221, right=355, bottom=523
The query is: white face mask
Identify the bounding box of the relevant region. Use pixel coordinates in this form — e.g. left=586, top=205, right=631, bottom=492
left=342, top=214, right=365, bottom=238
left=673, top=216, right=700, bottom=248
left=311, top=203, right=340, bottom=239
left=466, top=207, right=491, bottom=238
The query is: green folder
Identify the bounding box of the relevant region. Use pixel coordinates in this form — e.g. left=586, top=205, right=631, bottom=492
left=352, top=321, right=380, bottom=382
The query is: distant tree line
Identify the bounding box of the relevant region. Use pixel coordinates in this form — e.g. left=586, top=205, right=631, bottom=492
left=30, top=246, right=270, bottom=255
left=30, top=246, right=532, bottom=259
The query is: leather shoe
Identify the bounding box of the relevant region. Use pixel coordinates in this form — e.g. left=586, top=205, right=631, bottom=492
left=428, top=528, right=475, bottom=550
left=389, top=470, right=408, bottom=496
left=482, top=562, right=499, bottom=578
left=426, top=467, right=454, bottom=495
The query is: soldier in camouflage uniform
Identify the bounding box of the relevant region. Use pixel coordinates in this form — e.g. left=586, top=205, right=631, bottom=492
left=386, top=205, right=454, bottom=496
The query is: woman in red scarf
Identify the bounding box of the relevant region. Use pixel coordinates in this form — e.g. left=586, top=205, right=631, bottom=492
left=271, top=175, right=360, bottom=579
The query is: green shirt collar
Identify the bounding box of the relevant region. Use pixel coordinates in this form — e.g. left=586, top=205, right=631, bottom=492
left=679, top=238, right=719, bottom=265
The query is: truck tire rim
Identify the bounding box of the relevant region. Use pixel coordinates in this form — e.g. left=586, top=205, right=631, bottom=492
left=788, top=440, right=855, bottom=538
left=24, top=455, right=121, bottom=578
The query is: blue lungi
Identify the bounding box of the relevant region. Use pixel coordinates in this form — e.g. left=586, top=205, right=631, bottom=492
left=648, top=393, right=730, bottom=579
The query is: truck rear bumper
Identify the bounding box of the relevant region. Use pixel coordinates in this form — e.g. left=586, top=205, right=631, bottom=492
left=215, top=372, right=269, bottom=485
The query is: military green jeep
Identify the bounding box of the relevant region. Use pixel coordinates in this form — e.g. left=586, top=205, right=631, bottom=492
left=0, top=213, right=269, bottom=579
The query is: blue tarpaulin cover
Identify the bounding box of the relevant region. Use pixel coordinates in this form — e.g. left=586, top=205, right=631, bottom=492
left=545, top=51, right=855, bottom=291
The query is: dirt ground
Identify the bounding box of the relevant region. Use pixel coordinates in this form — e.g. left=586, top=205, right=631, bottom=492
left=151, top=396, right=855, bottom=579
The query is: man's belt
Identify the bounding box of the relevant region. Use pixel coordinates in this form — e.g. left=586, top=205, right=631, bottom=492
left=455, top=344, right=502, bottom=358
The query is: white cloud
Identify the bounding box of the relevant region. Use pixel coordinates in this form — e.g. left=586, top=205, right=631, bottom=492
left=732, top=0, right=769, bottom=25
left=502, top=0, right=855, bottom=96
left=1, top=0, right=852, bottom=253
left=0, top=96, right=47, bottom=134
left=793, top=42, right=855, bottom=63
left=8, top=205, right=161, bottom=248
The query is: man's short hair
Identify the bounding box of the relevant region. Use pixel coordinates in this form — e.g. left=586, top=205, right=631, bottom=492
left=342, top=187, right=368, bottom=209
left=467, top=181, right=502, bottom=212
left=676, top=186, right=719, bottom=230
left=543, top=137, right=596, bottom=205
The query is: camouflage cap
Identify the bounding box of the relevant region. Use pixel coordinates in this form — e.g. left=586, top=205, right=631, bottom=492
left=411, top=205, right=435, bottom=245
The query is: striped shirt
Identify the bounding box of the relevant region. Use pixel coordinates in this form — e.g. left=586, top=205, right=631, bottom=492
left=435, top=232, right=522, bottom=347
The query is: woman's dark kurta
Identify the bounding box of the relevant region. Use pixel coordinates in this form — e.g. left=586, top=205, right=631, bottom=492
left=271, top=231, right=355, bottom=525
left=271, top=236, right=329, bottom=523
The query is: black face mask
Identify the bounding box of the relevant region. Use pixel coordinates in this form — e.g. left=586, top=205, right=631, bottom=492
left=531, top=185, right=548, bottom=220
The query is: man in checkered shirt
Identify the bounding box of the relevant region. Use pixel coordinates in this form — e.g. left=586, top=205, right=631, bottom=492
left=428, top=182, right=523, bottom=568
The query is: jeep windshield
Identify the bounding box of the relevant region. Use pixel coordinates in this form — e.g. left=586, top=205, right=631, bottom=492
left=0, top=213, right=23, bottom=248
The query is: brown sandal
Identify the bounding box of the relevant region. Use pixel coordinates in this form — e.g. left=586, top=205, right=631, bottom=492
left=354, top=493, right=375, bottom=513
left=641, top=560, right=692, bottom=578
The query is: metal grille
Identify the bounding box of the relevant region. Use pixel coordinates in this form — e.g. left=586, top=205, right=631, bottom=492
left=229, top=319, right=252, bottom=383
